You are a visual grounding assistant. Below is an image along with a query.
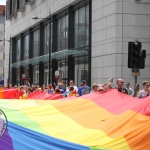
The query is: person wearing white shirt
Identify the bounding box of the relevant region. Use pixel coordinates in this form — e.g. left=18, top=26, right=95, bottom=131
left=126, top=82, right=133, bottom=96
left=66, top=80, right=78, bottom=92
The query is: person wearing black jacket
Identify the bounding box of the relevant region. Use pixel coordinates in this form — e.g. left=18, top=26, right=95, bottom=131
left=116, top=79, right=128, bottom=94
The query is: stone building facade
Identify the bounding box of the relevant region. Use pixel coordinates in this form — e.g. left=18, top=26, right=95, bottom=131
left=4, top=0, right=150, bottom=87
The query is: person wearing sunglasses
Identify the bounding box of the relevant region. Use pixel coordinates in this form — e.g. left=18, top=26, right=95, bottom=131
left=116, top=79, right=128, bottom=94
left=137, top=81, right=150, bottom=98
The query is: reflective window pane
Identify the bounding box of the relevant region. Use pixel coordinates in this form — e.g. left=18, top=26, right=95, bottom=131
left=33, top=29, right=40, bottom=57
left=58, top=59, right=68, bottom=85
left=16, top=68, right=20, bottom=86
left=24, top=35, right=29, bottom=60
left=74, top=5, right=89, bottom=48
left=16, top=39, right=21, bottom=62
left=44, top=63, right=49, bottom=85
left=33, top=65, right=39, bottom=85
left=44, top=63, right=52, bottom=85
left=44, top=24, right=49, bottom=55
left=57, top=15, right=68, bottom=51
left=75, top=56, right=89, bottom=87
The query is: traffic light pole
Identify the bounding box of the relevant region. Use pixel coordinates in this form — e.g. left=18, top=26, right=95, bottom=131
left=128, top=41, right=146, bottom=97
left=134, top=76, right=137, bottom=97
left=132, top=68, right=140, bottom=97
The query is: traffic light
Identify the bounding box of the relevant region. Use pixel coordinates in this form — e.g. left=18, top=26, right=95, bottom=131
left=138, top=50, right=146, bottom=69
left=128, top=41, right=146, bottom=69
left=128, top=41, right=140, bottom=68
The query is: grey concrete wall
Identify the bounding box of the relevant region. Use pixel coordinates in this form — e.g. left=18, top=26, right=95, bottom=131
left=0, top=16, right=5, bottom=81
left=91, top=0, right=150, bottom=88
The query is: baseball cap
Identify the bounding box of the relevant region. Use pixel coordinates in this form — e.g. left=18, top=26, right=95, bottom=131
left=81, top=80, right=86, bottom=85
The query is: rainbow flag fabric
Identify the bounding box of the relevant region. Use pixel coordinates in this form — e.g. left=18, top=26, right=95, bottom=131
left=0, top=89, right=150, bottom=150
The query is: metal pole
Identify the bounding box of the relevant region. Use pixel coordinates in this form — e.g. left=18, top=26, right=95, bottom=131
left=132, top=68, right=139, bottom=97
left=49, top=9, right=51, bottom=84
left=8, top=40, right=11, bottom=88
left=134, top=76, right=137, bottom=97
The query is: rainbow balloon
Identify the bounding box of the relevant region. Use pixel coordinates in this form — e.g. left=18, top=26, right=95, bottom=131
left=0, top=89, right=150, bottom=150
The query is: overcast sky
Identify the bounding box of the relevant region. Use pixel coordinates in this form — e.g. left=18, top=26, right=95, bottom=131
left=0, top=0, right=6, bottom=5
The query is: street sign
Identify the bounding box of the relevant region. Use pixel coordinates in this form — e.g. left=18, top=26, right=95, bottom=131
left=55, top=70, right=59, bottom=79
left=132, top=72, right=140, bottom=76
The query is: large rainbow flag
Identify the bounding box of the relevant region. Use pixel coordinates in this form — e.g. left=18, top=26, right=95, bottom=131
left=0, top=89, right=150, bottom=150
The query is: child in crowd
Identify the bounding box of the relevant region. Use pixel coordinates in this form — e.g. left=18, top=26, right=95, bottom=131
left=68, top=86, right=78, bottom=97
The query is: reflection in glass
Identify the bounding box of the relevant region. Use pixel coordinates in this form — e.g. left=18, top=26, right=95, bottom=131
left=74, top=5, right=89, bottom=48
left=33, top=29, right=40, bottom=57
left=75, top=56, right=88, bottom=86
left=57, top=15, right=68, bottom=51
left=33, top=65, right=39, bottom=85
left=24, top=67, right=29, bottom=78
left=44, top=24, right=49, bottom=55
left=44, top=23, right=53, bottom=55
left=16, top=68, right=20, bottom=86
left=44, top=63, right=52, bottom=85
left=16, top=39, right=21, bottom=62
left=57, top=59, right=68, bottom=85
left=24, top=35, right=29, bottom=60
left=23, top=67, right=29, bottom=85
left=44, top=63, right=49, bottom=85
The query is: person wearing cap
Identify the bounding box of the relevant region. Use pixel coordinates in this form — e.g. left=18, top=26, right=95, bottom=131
left=78, top=80, right=90, bottom=96
left=90, top=83, right=98, bottom=92
left=109, top=78, right=116, bottom=88
left=125, top=82, right=133, bottom=96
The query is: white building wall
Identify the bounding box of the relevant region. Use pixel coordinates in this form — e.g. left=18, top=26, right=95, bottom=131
left=92, top=0, right=150, bottom=88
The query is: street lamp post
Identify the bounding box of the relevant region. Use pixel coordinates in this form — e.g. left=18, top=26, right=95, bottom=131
left=32, top=14, right=52, bottom=84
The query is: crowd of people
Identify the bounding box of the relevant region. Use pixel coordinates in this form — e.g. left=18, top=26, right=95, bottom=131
left=3, top=78, right=150, bottom=99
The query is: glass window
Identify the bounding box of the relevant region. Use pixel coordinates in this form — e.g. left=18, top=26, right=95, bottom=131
left=57, top=15, right=68, bottom=51
left=43, top=23, right=52, bottom=55
left=57, top=59, right=68, bottom=85
left=44, top=24, right=49, bottom=55
left=23, top=35, right=29, bottom=60
left=74, top=5, right=89, bottom=48
left=44, top=63, right=52, bottom=85
left=16, top=68, right=20, bottom=86
left=22, top=67, right=29, bottom=85
left=33, top=29, right=40, bottom=57
left=75, top=56, right=88, bottom=86
left=33, top=65, right=39, bottom=85
left=24, top=67, right=29, bottom=78
left=16, top=39, right=21, bottom=62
